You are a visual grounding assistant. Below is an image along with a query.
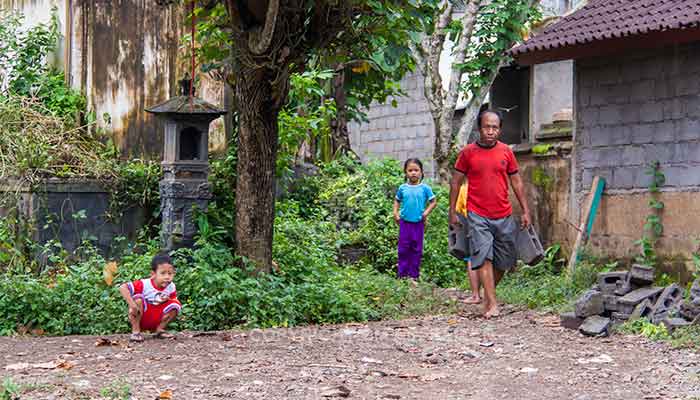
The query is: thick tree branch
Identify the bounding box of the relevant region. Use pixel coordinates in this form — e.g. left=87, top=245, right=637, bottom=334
left=249, top=0, right=280, bottom=55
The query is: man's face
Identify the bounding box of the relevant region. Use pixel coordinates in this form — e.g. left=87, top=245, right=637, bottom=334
left=479, top=113, right=501, bottom=145
left=152, top=263, right=175, bottom=288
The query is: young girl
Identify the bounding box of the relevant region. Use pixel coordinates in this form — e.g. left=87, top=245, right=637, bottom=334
left=456, top=181, right=481, bottom=304
left=393, top=158, right=437, bottom=279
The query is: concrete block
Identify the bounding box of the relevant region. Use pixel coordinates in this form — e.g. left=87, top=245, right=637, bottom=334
left=614, top=274, right=634, bottom=296
left=560, top=312, right=585, bottom=330
left=651, top=284, right=684, bottom=315
left=579, top=316, right=611, bottom=336
left=612, top=167, right=639, bottom=190
left=621, top=146, right=644, bottom=167
left=675, top=118, right=700, bottom=141
left=598, top=271, right=628, bottom=294
left=690, top=279, right=700, bottom=301
left=661, top=317, right=691, bottom=334
left=618, top=287, right=664, bottom=315
left=680, top=301, right=700, bottom=321
left=629, top=264, right=655, bottom=286
left=611, top=312, right=630, bottom=322
left=639, top=102, right=663, bottom=123
left=598, top=105, right=622, bottom=125
left=575, top=289, right=604, bottom=318
left=603, top=294, right=620, bottom=312
left=629, top=299, right=653, bottom=321
left=629, top=80, right=654, bottom=102
left=662, top=98, right=685, bottom=120
left=630, top=123, right=656, bottom=144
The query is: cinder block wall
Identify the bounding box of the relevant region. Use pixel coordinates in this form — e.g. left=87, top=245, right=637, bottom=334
left=348, top=73, right=436, bottom=178
left=575, top=42, right=700, bottom=276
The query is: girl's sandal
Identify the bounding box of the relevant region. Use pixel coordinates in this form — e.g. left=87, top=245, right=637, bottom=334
left=153, top=331, right=175, bottom=339
left=129, top=332, right=144, bottom=343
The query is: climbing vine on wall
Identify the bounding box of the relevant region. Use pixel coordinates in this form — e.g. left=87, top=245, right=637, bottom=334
left=635, top=161, right=665, bottom=266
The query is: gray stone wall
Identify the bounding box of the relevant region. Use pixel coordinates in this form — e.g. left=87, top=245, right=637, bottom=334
left=348, top=73, right=436, bottom=177
left=575, top=42, right=700, bottom=193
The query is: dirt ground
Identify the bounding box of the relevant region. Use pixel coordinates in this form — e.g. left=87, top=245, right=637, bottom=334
left=1, top=303, right=699, bottom=400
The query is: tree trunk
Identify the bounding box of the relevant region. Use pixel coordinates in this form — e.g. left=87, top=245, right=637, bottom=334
left=234, top=66, right=280, bottom=272
left=331, top=68, right=351, bottom=156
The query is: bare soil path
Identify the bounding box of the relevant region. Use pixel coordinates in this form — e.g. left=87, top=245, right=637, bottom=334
left=1, top=305, right=699, bottom=399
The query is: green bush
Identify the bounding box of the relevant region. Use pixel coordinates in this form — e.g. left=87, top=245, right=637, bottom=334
left=288, top=158, right=465, bottom=286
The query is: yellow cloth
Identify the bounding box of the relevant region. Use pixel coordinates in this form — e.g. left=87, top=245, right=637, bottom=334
left=456, top=183, right=468, bottom=216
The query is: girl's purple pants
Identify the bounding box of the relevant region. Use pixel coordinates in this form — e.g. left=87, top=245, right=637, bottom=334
left=397, top=220, right=425, bottom=279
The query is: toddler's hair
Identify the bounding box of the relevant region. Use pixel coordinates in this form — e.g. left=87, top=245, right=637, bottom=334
left=151, top=253, right=173, bottom=271
left=403, top=158, right=425, bottom=181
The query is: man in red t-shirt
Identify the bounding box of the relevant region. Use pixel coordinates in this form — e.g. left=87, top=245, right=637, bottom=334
left=448, top=110, right=531, bottom=318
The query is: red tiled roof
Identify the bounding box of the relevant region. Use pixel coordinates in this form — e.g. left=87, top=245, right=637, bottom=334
left=512, top=0, right=700, bottom=57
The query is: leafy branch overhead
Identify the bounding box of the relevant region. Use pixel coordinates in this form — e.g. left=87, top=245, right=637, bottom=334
left=407, top=0, right=540, bottom=181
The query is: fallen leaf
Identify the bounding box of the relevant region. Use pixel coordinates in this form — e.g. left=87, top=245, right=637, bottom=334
left=57, top=360, right=74, bottom=370
left=157, top=389, right=173, bottom=399
left=103, top=261, right=118, bottom=286
left=447, top=319, right=458, bottom=325
left=95, top=338, right=119, bottom=347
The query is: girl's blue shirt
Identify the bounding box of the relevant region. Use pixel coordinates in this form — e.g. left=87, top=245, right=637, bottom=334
left=395, top=183, right=436, bottom=223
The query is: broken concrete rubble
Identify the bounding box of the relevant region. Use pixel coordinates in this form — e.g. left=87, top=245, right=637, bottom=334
left=579, top=316, right=611, bottom=336
left=617, top=287, right=664, bottom=315
left=563, top=273, right=700, bottom=337
left=598, top=271, right=628, bottom=294
left=649, top=284, right=683, bottom=324
left=575, top=290, right=604, bottom=318
left=629, top=264, right=655, bottom=286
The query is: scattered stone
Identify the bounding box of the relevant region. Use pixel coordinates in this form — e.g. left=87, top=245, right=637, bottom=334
left=575, top=290, right=604, bottom=318
left=579, top=316, right=611, bottom=336
left=603, top=294, right=619, bottom=312
left=629, top=299, right=653, bottom=322
left=321, top=385, right=351, bottom=398
left=598, top=271, right=628, bottom=294
left=576, top=354, right=613, bottom=364
left=360, top=357, right=383, bottom=364
left=560, top=312, right=584, bottom=330
left=618, top=287, right=664, bottom=314
left=661, top=318, right=691, bottom=334
left=629, top=264, right=655, bottom=286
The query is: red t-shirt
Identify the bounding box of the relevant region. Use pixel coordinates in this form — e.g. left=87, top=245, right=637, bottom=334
left=454, top=141, right=519, bottom=219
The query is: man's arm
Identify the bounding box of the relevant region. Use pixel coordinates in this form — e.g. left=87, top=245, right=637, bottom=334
left=449, top=171, right=466, bottom=226
left=509, top=172, right=531, bottom=228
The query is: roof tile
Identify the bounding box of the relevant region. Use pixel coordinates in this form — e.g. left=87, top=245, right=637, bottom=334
left=513, top=0, right=700, bottom=56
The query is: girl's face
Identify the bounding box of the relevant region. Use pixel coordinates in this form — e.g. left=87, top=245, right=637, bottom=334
left=405, top=162, right=422, bottom=183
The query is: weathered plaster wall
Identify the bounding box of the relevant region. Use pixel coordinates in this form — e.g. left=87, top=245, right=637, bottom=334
left=510, top=147, right=574, bottom=253
left=1, top=0, right=227, bottom=158
left=575, top=42, right=700, bottom=269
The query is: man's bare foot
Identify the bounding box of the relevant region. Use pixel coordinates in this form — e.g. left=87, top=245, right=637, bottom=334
left=129, top=332, right=144, bottom=342
left=461, top=295, right=481, bottom=304
left=483, top=306, right=500, bottom=319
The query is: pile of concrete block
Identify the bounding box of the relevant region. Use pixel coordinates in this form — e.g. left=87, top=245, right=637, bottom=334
left=560, top=264, right=700, bottom=336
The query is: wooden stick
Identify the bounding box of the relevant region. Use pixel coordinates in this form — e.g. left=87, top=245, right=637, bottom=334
left=568, top=176, right=605, bottom=273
